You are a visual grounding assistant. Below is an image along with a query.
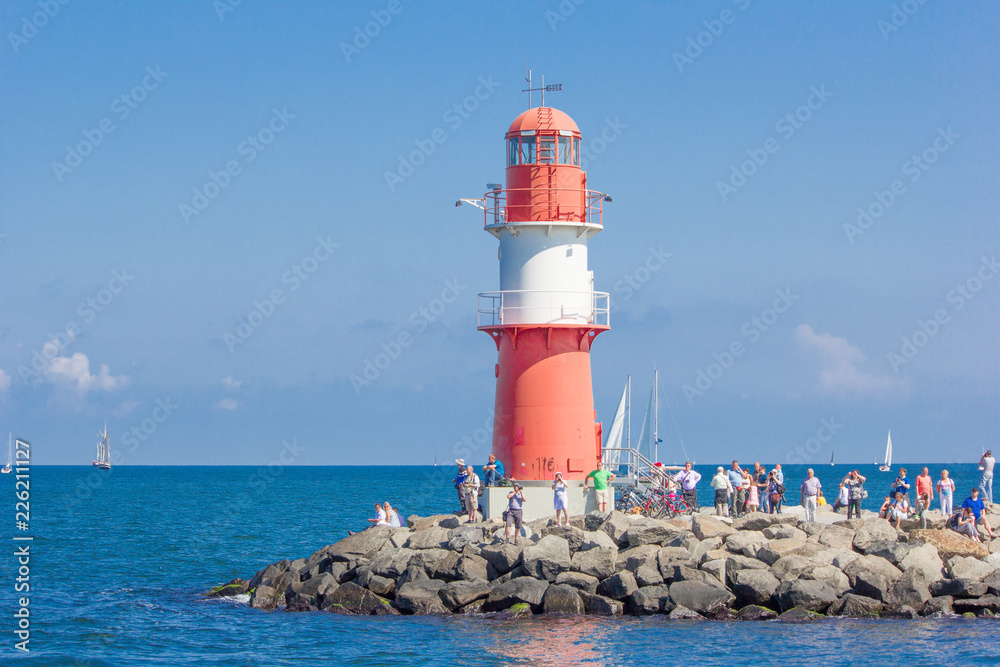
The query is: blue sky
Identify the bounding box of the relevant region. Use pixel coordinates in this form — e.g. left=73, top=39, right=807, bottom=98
left=1, top=1, right=997, bottom=466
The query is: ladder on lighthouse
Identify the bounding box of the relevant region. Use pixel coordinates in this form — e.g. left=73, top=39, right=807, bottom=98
left=534, top=107, right=557, bottom=221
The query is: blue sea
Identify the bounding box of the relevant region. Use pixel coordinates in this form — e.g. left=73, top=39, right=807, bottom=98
left=2, top=463, right=997, bottom=666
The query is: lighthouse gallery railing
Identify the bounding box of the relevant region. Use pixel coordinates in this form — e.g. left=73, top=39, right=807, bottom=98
left=482, top=188, right=606, bottom=227
left=477, top=290, right=610, bottom=328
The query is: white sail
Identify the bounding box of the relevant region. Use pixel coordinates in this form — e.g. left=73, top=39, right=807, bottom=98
left=603, top=380, right=629, bottom=467
left=885, top=432, right=892, bottom=468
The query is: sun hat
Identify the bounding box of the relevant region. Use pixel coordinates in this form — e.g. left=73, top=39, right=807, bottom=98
left=455, top=458, right=465, bottom=466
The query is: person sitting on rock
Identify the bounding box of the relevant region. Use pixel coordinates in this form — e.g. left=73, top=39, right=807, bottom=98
left=953, top=505, right=982, bottom=542
left=962, top=487, right=995, bottom=539
left=483, top=454, right=504, bottom=487
left=878, top=495, right=893, bottom=519
left=349, top=503, right=387, bottom=534
left=831, top=482, right=849, bottom=514
left=384, top=501, right=402, bottom=528
left=889, top=491, right=912, bottom=529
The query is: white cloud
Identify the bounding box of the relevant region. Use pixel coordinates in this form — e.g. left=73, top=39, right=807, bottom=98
left=793, top=324, right=900, bottom=397
left=216, top=398, right=239, bottom=411
left=44, top=353, right=129, bottom=393
left=0, top=367, right=10, bottom=392
left=114, top=399, right=141, bottom=416
left=221, top=376, right=242, bottom=390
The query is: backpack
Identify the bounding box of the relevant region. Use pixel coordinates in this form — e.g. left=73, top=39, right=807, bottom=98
left=776, top=484, right=786, bottom=495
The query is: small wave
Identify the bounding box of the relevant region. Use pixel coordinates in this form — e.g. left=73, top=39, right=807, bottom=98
left=204, top=593, right=250, bottom=605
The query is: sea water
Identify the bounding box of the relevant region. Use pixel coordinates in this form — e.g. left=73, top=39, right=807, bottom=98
left=1, top=464, right=996, bottom=666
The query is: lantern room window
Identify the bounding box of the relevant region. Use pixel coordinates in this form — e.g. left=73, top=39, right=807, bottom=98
left=508, top=137, right=519, bottom=166
left=573, top=137, right=581, bottom=166
left=558, top=136, right=572, bottom=164
left=519, top=136, right=536, bottom=164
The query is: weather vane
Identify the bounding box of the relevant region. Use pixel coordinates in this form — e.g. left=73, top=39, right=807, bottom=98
left=522, top=67, right=562, bottom=108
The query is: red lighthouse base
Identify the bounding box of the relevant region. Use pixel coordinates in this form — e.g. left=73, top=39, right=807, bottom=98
left=483, top=324, right=607, bottom=481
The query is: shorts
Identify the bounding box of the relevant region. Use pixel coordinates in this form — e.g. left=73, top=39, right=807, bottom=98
left=714, top=489, right=728, bottom=505
left=595, top=488, right=610, bottom=505
left=554, top=493, right=568, bottom=511
left=464, top=492, right=478, bottom=515
left=505, top=509, right=523, bottom=530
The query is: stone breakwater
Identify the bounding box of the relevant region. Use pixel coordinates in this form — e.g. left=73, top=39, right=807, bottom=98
left=206, top=510, right=1000, bottom=620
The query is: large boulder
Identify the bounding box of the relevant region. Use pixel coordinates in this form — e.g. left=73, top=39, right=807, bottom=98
left=554, top=571, right=600, bottom=594
left=800, top=565, right=851, bottom=596
left=921, top=596, right=954, bottom=616
left=367, top=547, right=415, bottom=579
left=328, top=527, right=395, bottom=561
left=439, top=579, right=492, bottom=611
left=724, top=530, right=767, bottom=557
left=394, top=579, right=449, bottom=614
left=691, top=515, right=734, bottom=541
left=657, top=547, right=697, bottom=576
left=579, top=530, right=618, bottom=551
left=249, top=584, right=279, bottom=610
left=725, top=554, right=769, bottom=587
left=899, top=543, right=945, bottom=583
left=408, top=548, right=451, bottom=575
left=775, top=579, right=837, bottom=613
left=580, top=593, right=624, bottom=616
left=929, top=578, right=987, bottom=598
left=407, top=514, right=455, bottom=531
left=701, top=559, right=726, bottom=586
left=205, top=578, right=249, bottom=598
left=542, top=584, right=585, bottom=614
left=756, top=538, right=807, bottom=566
left=852, top=519, right=899, bottom=554
left=600, top=512, right=633, bottom=546
left=668, top=580, right=735, bottom=615
left=404, top=527, right=451, bottom=550
left=618, top=544, right=661, bottom=572
left=596, top=571, right=638, bottom=601
left=452, top=553, right=489, bottom=582
left=480, top=542, right=526, bottom=579
left=447, top=525, right=485, bottom=551
left=731, top=569, right=780, bottom=608
left=482, top=576, right=550, bottom=612
left=842, top=555, right=903, bottom=589
left=763, top=525, right=806, bottom=541
left=865, top=540, right=914, bottom=566
left=521, top=535, right=571, bottom=582
left=635, top=564, right=664, bottom=587
left=737, top=604, right=778, bottom=621
left=884, top=568, right=931, bottom=607
left=570, top=547, right=617, bottom=580
left=768, top=555, right=815, bottom=582
left=948, top=556, right=996, bottom=582
left=952, top=595, right=1000, bottom=615
left=816, top=525, right=856, bottom=551
left=732, top=513, right=798, bottom=531
left=629, top=584, right=674, bottom=615
left=322, top=581, right=393, bottom=615
left=828, top=593, right=883, bottom=617
left=853, top=570, right=892, bottom=602
left=396, top=565, right=428, bottom=588
left=625, top=524, right=676, bottom=548
left=541, top=525, right=586, bottom=554
left=908, top=529, right=988, bottom=560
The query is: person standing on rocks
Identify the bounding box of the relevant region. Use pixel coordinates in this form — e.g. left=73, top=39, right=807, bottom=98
left=504, top=483, right=526, bottom=545
left=462, top=465, right=481, bottom=522
left=979, top=450, right=995, bottom=503
left=453, top=459, right=468, bottom=514
left=584, top=461, right=615, bottom=513
left=766, top=470, right=783, bottom=515
left=552, top=472, right=570, bottom=526
left=483, top=454, right=505, bottom=487
left=938, top=469, right=956, bottom=516
left=892, top=468, right=911, bottom=503
left=674, top=461, right=702, bottom=511
left=727, top=461, right=743, bottom=516
left=710, top=466, right=731, bottom=516
left=962, top=487, right=995, bottom=539
left=842, top=470, right=866, bottom=520
left=738, top=467, right=753, bottom=517
left=916, top=467, right=934, bottom=528
left=800, top=468, right=822, bottom=522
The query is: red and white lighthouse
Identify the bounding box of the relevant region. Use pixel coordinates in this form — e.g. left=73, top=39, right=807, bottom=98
left=468, top=105, right=610, bottom=497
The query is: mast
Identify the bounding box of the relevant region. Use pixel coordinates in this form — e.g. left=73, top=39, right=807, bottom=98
left=653, top=369, right=659, bottom=463
left=625, top=375, right=631, bottom=452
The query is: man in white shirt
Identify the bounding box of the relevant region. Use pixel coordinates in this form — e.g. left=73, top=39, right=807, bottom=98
left=800, top=469, right=822, bottom=522
left=674, top=461, right=702, bottom=510
left=462, top=465, right=481, bottom=522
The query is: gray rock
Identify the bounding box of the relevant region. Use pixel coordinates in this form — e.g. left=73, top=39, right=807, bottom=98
left=204, top=577, right=249, bottom=598
left=325, top=561, right=350, bottom=584
left=724, top=530, right=767, bottom=555
left=625, top=524, right=675, bottom=548
left=431, top=552, right=462, bottom=581
left=800, top=521, right=826, bottom=537
left=394, top=579, right=449, bottom=614
left=775, top=579, right=837, bottom=613
left=629, top=584, right=674, bottom=615
left=884, top=568, right=931, bottom=607
left=701, top=559, right=726, bottom=586
left=322, top=581, right=392, bottom=615
left=778, top=606, right=824, bottom=621
left=597, top=570, right=638, bottom=600
left=801, top=565, right=851, bottom=596
left=866, top=540, right=914, bottom=566
left=482, top=576, right=550, bottom=612
left=541, top=525, right=586, bottom=553
left=732, top=569, right=780, bottom=608
left=662, top=532, right=699, bottom=551
left=581, top=593, right=624, bottom=615
left=367, top=547, right=415, bottom=579
left=452, top=553, right=489, bottom=582
left=579, top=530, right=618, bottom=551
left=756, top=539, right=807, bottom=566
left=408, top=514, right=455, bottom=531
left=842, top=555, right=903, bottom=589
left=600, top=511, right=633, bottom=546
left=657, top=546, right=697, bottom=577
left=853, top=571, right=891, bottom=601
left=249, top=584, right=278, bottom=610
left=542, top=584, right=585, bottom=614
left=618, top=544, right=661, bottom=572
left=405, top=527, right=451, bottom=550
left=732, top=513, right=799, bottom=531
left=439, top=579, right=492, bottom=610
left=921, top=596, right=954, bottom=616
left=584, top=511, right=607, bottom=532
left=947, top=556, right=996, bottom=582
left=447, top=525, right=485, bottom=551
left=388, top=528, right=412, bottom=549
left=984, top=570, right=1000, bottom=596
left=438, top=516, right=462, bottom=530
left=929, top=578, right=987, bottom=598
left=366, top=574, right=395, bottom=598
left=899, top=543, right=945, bottom=583
left=665, top=565, right=728, bottom=590
left=763, top=526, right=806, bottom=541
left=249, top=561, right=289, bottom=590
left=328, top=527, right=395, bottom=561
left=882, top=604, right=920, bottom=619
left=396, top=565, right=428, bottom=588
left=768, top=555, right=815, bottom=582
left=952, top=595, right=1000, bottom=614
left=737, top=604, right=778, bottom=620
left=635, top=564, right=664, bottom=587
left=816, top=525, right=856, bottom=551
left=669, top=605, right=705, bottom=620
left=554, top=571, right=600, bottom=594
left=828, top=593, right=882, bottom=618
left=408, top=548, right=451, bottom=575
left=668, top=580, right=735, bottom=615
left=691, top=515, right=734, bottom=541
left=570, top=546, right=617, bottom=580
left=480, top=542, right=526, bottom=579
left=521, top=535, right=571, bottom=582
left=852, top=519, right=899, bottom=554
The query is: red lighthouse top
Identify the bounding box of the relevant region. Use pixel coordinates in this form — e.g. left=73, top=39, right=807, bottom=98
left=506, top=107, right=580, bottom=137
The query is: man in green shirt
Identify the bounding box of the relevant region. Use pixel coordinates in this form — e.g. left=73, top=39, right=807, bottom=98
left=584, top=461, right=616, bottom=512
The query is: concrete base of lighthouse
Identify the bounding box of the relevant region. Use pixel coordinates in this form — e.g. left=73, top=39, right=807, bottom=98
left=480, top=482, right=602, bottom=523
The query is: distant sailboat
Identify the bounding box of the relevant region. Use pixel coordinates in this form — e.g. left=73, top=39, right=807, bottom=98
left=603, top=376, right=630, bottom=469
left=92, top=422, right=111, bottom=470
left=634, top=370, right=691, bottom=465
left=830, top=450, right=835, bottom=466
left=878, top=431, right=892, bottom=472
left=1, top=433, right=11, bottom=474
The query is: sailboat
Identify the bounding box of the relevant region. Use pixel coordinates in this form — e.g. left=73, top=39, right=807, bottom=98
left=878, top=431, right=892, bottom=472
left=1, top=433, right=11, bottom=474
left=602, top=376, right=630, bottom=470
left=635, top=370, right=691, bottom=466
left=830, top=451, right=835, bottom=466
left=92, top=422, right=111, bottom=470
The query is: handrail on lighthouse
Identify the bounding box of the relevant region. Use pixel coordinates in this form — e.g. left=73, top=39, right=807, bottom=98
left=477, top=290, right=610, bottom=328
left=483, top=188, right=607, bottom=228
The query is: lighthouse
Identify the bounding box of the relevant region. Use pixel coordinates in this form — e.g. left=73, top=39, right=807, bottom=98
left=463, top=104, right=610, bottom=520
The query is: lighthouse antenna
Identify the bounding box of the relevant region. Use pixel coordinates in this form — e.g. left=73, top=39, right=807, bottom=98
left=521, top=70, right=564, bottom=109
left=524, top=65, right=532, bottom=109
